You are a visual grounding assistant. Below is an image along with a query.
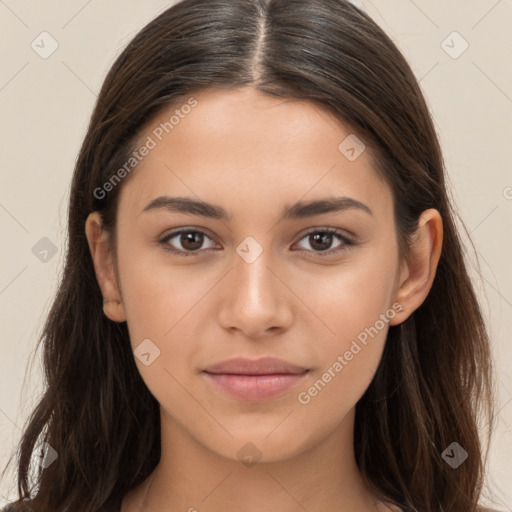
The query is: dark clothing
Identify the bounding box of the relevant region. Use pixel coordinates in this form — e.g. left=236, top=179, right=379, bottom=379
left=1, top=502, right=122, bottom=512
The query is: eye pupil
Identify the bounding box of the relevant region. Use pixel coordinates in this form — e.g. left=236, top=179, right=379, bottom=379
left=310, top=232, right=333, bottom=251
left=181, top=231, right=204, bottom=251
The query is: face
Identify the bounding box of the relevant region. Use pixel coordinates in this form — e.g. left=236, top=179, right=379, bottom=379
left=92, top=87, right=410, bottom=463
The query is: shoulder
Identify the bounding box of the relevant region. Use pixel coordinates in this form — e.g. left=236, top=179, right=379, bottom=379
left=1, top=503, right=121, bottom=512
left=1, top=503, right=19, bottom=512
left=0, top=502, right=32, bottom=512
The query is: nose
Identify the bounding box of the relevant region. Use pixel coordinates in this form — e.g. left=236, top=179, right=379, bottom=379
left=217, top=247, right=293, bottom=339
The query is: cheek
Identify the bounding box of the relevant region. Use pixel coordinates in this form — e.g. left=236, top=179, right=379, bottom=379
left=297, top=247, right=398, bottom=348
left=117, top=254, right=211, bottom=403
left=117, top=243, right=210, bottom=347
left=294, top=290, right=392, bottom=432
left=293, top=248, right=398, bottom=405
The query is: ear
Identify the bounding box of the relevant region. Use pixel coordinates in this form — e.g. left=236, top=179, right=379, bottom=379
left=389, top=208, right=443, bottom=326
left=85, top=212, right=127, bottom=323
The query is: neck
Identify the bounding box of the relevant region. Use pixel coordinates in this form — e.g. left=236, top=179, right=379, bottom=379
left=130, top=407, right=389, bottom=512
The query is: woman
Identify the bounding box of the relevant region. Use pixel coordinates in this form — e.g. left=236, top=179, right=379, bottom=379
left=1, top=0, right=497, bottom=510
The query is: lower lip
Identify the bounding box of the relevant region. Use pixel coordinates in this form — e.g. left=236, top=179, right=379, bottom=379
left=203, top=372, right=308, bottom=401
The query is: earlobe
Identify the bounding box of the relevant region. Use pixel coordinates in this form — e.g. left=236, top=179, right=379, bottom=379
left=389, top=208, right=443, bottom=326
left=102, top=298, right=126, bottom=323
left=85, top=212, right=127, bottom=323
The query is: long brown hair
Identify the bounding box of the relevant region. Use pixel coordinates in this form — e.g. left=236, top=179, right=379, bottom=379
left=1, top=0, right=495, bottom=510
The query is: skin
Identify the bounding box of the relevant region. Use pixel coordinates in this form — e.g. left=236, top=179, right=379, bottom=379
left=85, top=87, right=443, bottom=512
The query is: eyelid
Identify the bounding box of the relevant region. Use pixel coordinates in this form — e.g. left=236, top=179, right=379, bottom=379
left=297, top=226, right=354, bottom=243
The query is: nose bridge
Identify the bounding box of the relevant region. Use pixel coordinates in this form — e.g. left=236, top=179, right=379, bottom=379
left=232, top=236, right=280, bottom=305
left=217, top=235, right=292, bottom=335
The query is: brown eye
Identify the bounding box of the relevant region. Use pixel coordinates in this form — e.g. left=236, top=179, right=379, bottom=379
left=308, top=232, right=335, bottom=251
left=295, top=228, right=353, bottom=255
left=159, top=229, right=217, bottom=256
left=179, top=231, right=204, bottom=251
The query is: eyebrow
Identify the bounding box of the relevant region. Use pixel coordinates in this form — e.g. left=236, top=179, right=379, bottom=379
left=141, top=195, right=373, bottom=221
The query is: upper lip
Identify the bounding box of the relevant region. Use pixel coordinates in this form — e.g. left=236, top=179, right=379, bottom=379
left=203, top=357, right=309, bottom=375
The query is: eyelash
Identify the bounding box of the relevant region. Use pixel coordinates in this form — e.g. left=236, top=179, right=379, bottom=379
left=158, top=227, right=354, bottom=258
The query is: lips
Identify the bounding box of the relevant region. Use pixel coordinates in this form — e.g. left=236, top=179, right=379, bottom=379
left=203, top=356, right=309, bottom=375
left=202, top=357, right=309, bottom=401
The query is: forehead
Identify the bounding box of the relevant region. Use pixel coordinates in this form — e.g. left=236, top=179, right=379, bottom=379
left=118, top=87, right=392, bottom=222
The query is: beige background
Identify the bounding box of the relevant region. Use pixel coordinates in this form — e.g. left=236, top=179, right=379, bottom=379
left=1, top=0, right=511, bottom=508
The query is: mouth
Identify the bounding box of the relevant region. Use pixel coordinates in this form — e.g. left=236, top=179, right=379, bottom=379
left=202, top=357, right=310, bottom=401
